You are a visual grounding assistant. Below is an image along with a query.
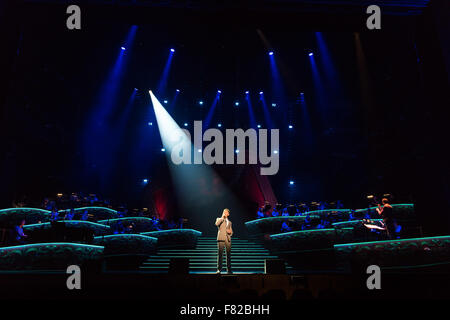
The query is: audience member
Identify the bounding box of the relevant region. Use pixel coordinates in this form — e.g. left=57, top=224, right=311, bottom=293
left=80, top=209, right=89, bottom=221
left=281, top=221, right=292, bottom=233
left=64, top=208, right=75, bottom=220
left=256, top=208, right=265, bottom=219
left=50, top=207, right=59, bottom=221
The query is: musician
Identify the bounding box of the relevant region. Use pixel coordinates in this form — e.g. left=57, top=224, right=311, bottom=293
left=376, top=198, right=396, bottom=239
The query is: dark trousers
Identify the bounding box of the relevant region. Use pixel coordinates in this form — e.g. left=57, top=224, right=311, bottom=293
left=217, top=239, right=231, bottom=271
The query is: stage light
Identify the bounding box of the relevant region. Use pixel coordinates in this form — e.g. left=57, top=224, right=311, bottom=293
left=273, top=150, right=278, bottom=154
left=148, top=122, right=153, bottom=126
left=257, top=124, right=261, bottom=128
left=176, top=89, right=180, bottom=92
left=245, top=91, right=249, bottom=94
left=235, top=149, right=239, bottom=154
left=272, top=103, right=277, bottom=107
left=269, top=51, right=274, bottom=56
left=121, top=47, right=126, bottom=51
left=134, top=88, right=138, bottom=91
left=143, top=179, right=148, bottom=184
left=289, top=180, right=294, bottom=185
left=217, top=90, right=222, bottom=94
left=161, top=148, right=166, bottom=152
left=309, top=52, right=313, bottom=56
left=218, top=123, right=222, bottom=127
left=235, top=102, right=239, bottom=106
left=259, top=91, right=263, bottom=95
left=288, top=125, right=293, bottom=129
left=170, top=48, right=175, bottom=53
left=184, top=123, right=188, bottom=127
left=197, top=149, right=202, bottom=153
left=163, top=100, right=168, bottom=104
left=199, top=101, right=204, bottom=105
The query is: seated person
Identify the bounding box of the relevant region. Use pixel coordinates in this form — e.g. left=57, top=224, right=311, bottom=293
left=125, top=222, right=135, bottom=234
left=318, top=201, right=328, bottom=210
left=316, top=219, right=326, bottom=229
left=376, top=198, right=396, bottom=239
left=150, top=218, right=161, bottom=231
left=50, top=207, right=59, bottom=221
left=301, top=215, right=312, bottom=230
left=80, top=209, right=89, bottom=221
left=14, top=219, right=28, bottom=244
left=113, top=221, right=126, bottom=234
left=271, top=208, right=280, bottom=217
left=281, top=208, right=289, bottom=216
left=262, top=202, right=272, bottom=217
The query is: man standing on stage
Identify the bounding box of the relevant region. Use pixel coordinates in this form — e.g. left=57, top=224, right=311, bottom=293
left=215, top=208, right=233, bottom=274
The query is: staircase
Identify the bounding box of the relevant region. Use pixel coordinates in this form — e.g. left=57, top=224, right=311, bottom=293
left=140, top=236, right=292, bottom=274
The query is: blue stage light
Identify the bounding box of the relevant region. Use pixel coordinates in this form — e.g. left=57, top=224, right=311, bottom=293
left=257, top=124, right=261, bottom=128
left=184, top=123, right=188, bottom=127
left=309, top=52, right=313, bottom=56
left=218, top=123, right=222, bottom=127
left=272, top=103, right=276, bottom=107
left=121, top=47, right=126, bottom=51
left=143, top=179, right=148, bottom=184
left=300, top=92, right=304, bottom=95
left=199, top=101, right=204, bottom=105
left=217, top=90, right=222, bottom=94
left=134, top=88, right=138, bottom=91
left=288, top=125, right=293, bottom=129
left=197, top=149, right=202, bottom=153
left=176, top=89, right=180, bottom=92
left=273, top=150, right=278, bottom=154
left=235, top=149, right=239, bottom=154
left=163, top=100, right=168, bottom=104
left=170, top=48, right=175, bottom=53
left=245, top=91, right=249, bottom=94
left=269, top=51, right=274, bottom=56
left=161, top=148, right=166, bottom=152
left=148, top=122, right=153, bottom=126
left=235, top=102, right=239, bottom=106
left=289, top=180, right=294, bottom=185
left=259, top=91, right=263, bottom=95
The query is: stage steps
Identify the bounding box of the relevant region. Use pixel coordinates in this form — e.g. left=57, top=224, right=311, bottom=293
left=140, top=236, right=293, bottom=274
